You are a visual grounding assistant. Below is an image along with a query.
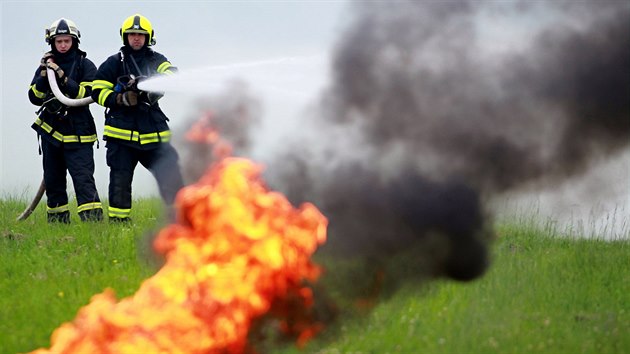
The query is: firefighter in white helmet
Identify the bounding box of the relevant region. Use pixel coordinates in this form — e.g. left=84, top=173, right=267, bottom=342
left=28, top=18, right=103, bottom=223
left=92, top=14, right=183, bottom=222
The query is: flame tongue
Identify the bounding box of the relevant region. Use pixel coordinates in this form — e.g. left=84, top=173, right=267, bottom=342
left=34, top=157, right=327, bottom=354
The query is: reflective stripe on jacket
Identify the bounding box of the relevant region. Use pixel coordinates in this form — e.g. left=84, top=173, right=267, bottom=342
left=92, top=46, right=176, bottom=150
left=28, top=49, right=98, bottom=148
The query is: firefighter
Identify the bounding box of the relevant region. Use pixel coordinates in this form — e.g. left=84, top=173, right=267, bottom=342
left=28, top=18, right=103, bottom=223
left=92, top=14, right=184, bottom=223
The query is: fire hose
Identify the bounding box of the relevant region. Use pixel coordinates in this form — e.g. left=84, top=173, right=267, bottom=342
left=45, top=63, right=95, bottom=107
left=16, top=65, right=94, bottom=221
left=16, top=179, right=46, bottom=221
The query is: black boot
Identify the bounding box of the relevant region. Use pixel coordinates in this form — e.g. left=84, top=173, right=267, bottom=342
left=79, top=208, right=104, bottom=222
left=109, top=216, right=132, bottom=224
left=48, top=211, right=71, bottom=224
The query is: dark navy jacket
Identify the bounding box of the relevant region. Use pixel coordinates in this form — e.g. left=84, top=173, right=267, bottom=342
left=92, top=46, right=177, bottom=150
left=28, top=49, right=98, bottom=148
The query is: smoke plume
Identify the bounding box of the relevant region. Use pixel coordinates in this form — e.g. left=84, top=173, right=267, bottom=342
left=179, top=0, right=629, bottom=287
left=320, top=0, right=629, bottom=192
left=263, top=0, right=629, bottom=283
left=175, top=80, right=262, bottom=184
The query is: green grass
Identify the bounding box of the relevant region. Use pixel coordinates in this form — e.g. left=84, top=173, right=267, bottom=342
left=0, top=198, right=166, bottom=353
left=1, top=198, right=628, bottom=354
left=285, top=222, right=629, bottom=354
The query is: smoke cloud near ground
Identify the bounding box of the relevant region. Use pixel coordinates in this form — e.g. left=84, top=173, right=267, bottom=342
left=177, top=0, right=628, bottom=285
left=260, top=0, right=629, bottom=281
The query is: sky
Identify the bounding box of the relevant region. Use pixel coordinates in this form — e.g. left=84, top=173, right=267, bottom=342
left=1, top=0, right=347, bottom=198
left=1, top=1, right=628, bottom=237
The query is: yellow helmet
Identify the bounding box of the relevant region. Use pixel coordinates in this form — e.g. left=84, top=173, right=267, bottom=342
left=45, top=18, right=81, bottom=44
left=120, top=14, right=155, bottom=46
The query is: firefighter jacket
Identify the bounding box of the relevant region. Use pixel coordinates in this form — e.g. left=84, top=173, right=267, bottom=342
left=92, top=46, right=177, bottom=150
left=28, top=49, right=98, bottom=148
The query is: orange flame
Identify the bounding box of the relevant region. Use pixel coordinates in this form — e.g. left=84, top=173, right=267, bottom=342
left=185, top=112, right=233, bottom=160
left=32, top=158, right=327, bottom=353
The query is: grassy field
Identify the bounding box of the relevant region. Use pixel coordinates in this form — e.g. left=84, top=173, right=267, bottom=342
left=1, top=198, right=628, bottom=354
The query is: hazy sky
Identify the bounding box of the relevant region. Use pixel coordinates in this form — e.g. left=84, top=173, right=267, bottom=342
left=1, top=1, right=628, bottom=236
left=1, top=0, right=348, bottom=197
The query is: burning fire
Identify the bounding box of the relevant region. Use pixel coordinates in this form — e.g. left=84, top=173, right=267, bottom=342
left=32, top=155, right=327, bottom=352
left=185, top=112, right=233, bottom=160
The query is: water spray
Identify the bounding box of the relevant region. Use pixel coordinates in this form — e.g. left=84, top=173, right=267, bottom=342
left=136, top=55, right=327, bottom=98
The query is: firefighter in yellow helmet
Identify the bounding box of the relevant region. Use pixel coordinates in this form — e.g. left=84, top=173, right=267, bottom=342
left=92, top=14, right=183, bottom=222
left=28, top=18, right=103, bottom=223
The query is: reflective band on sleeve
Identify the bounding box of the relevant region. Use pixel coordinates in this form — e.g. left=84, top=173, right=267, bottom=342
left=92, top=80, right=114, bottom=89
left=98, top=90, right=113, bottom=106
left=93, top=80, right=115, bottom=106
left=76, top=85, right=86, bottom=99
left=31, top=84, right=46, bottom=98
left=157, top=61, right=173, bottom=73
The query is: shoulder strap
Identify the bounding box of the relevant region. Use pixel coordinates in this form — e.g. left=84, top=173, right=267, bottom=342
left=67, top=61, right=77, bottom=80
left=75, top=53, right=85, bottom=79
left=118, top=50, right=129, bottom=76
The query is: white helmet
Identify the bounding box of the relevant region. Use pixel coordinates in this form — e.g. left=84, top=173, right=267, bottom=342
left=45, top=18, right=81, bottom=44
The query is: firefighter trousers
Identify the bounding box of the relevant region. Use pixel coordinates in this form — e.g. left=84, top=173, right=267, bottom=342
left=106, top=141, right=184, bottom=220
left=41, top=138, right=102, bottom=222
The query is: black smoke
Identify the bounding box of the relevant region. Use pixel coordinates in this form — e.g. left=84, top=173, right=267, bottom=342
left=320, top=0, right=629, bottom=194
left=179, top=0, right=629, bottom=291
left=265, top=0, right=629, bottom=286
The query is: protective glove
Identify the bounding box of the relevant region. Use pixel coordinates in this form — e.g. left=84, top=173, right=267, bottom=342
left=40, top=52, right=54, bottom=67
left=40, top=52, right=55, bottom=77
left=139, top=91, right=164, bottom=105
left=46, top=62, right=68, bottom=85
left=134, top=75, right=147, bottom=86
left=116, top=91, right=139, bottom=106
